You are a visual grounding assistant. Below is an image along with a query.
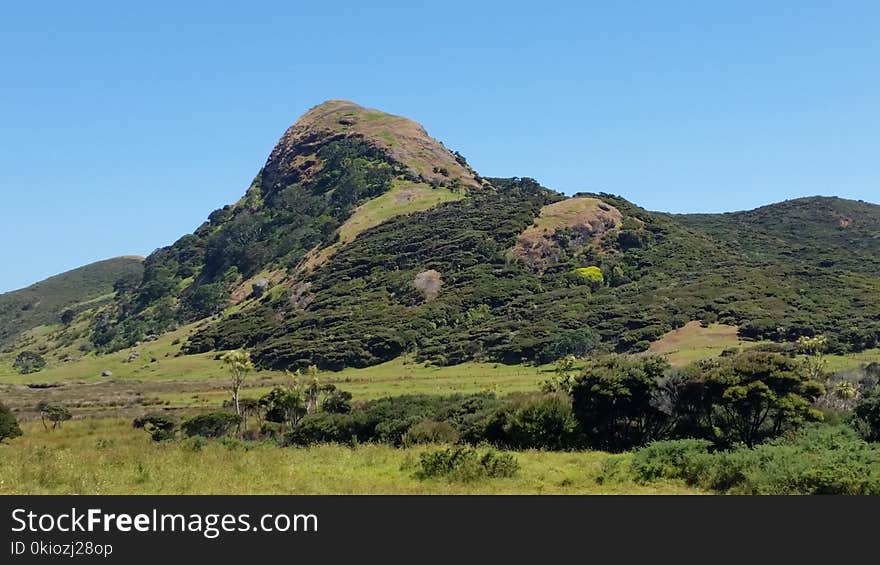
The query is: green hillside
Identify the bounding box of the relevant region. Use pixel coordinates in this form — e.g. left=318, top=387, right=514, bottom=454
left=676, top=196, right=880, bottom=274
left=0, top=257, right=143, bottom=346
left=3, top=100, right=880, bottom=497
left=6, top=101, right=880, bottom=372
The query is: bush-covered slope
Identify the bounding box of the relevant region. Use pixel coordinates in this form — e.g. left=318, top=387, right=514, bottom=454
left=186, top=184, right=880, bottom=369
left=676, top=196, right=880, bottom=275
left=0, top=257, right=143, bottom=345
left=16, top=101, right=879, bottom=371
left=90, top=101, right=482, bottom=352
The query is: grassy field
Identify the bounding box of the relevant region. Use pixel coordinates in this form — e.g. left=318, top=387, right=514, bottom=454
left=3, top=317, right=878, bottom=495
left=647, top=321, right=753, bottom=366
left=0, top=419, right=699, bottom=495
left=825, top=348, right=880, bottom=372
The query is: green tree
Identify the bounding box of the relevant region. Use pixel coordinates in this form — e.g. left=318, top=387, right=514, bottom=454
left=60, top=309, right=75, bottom=325
left=259, top=387, right=306, bottom=431
left=569, top=266, right=604, bottom=289
left=221, top=349, right=254, bottom=419
left=570, top=355, right=674, bottom=451
left=36, top=402, right=72, bottom=430
left=0, top=403, right=22, bottom=442
left=698, top=352, right=824, bottom=447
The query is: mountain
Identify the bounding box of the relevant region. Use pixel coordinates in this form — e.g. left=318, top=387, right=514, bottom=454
left=677, top=196, right=880, bottom=275
left=0, top=257, right=143, bottom=345
left=5, top=101, right=880, bottom=370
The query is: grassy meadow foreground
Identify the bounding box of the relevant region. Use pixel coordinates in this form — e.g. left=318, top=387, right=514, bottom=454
left=3, top=321, right=880, bottom=495
left=0, top=419, right=697, bottom=495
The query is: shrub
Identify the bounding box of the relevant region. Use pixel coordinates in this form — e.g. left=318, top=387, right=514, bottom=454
left=132, top=413, right=177, bottom=441
left=36, top=402, right=72, bottom=430
left=416, top=446, right=519, bottom=481
left=322, top=389, right=353, bottom=414
left=13, top=351, right=46, bottom=374
left=60, top=309, right=75, bottom=325
left=852, top=388, right=880, bottom=442
left=568, top=266, right=604, bottom=288
left=486, top=393, right=577, bottom=450
left=697, top=352, right=824, bottom=447
left=630, top=439, right=713, bottom=482
left=285, top=412, right=362, bottom=446
left=181, top=412, right=241, bottom=438
left=631, top=426, right=880, bottom=494
left=0, top=402, right=22, bottom=442
left=403, top=420, right=459, bottom=446
left=571, top=355, right=673, bottom=451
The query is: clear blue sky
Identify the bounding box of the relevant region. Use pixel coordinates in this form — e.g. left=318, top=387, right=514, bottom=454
left=1, top=1, right=878, bottom=292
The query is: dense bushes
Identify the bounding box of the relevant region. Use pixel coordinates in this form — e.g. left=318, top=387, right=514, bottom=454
left=485, top=393, right=577, bottom=450
left=285, top=393, right=502, bottom=447
left=416, top=446, right=519, bottom=481
left=13, top=351, right=46, bottom=374
left=630, top=426, right=880, bottom=494
left=0, top=402, right=22, bottom=442
left=133, top=413, right=177, bottom=441
left=852, top=388, right=880, bottom=441
left=563, top=352, right=825, bottom=452
left=92, top=138, right=397, bottom=351
left=570, top=356, right=673, bottom=451
left=181, top=412, right=241, bottom=438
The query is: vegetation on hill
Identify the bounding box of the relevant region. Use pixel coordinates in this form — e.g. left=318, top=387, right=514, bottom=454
left=0, top=257, right=143, bottom=346
left=5, top=102, right=880, bottom=375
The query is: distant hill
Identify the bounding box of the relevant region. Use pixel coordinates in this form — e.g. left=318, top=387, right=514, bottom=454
left=0, top=257, right=143, bottom=345
left=676, top=196, right=880, bottom=275
left=7, top=101, right=879, bottom=370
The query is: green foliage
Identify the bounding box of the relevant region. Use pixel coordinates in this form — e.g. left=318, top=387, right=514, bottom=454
left=486, top=393, right=577, bottom=450
left=571, top=355, right=674, bottom=451
left=181, top=412, right=242, bottom=438
left=631, top=426, right=880, bottom=494
left=13, top=351, right=46, bottom=374
left=537, top=328, right=599, bottom=364
left=92, top=138, right=395, bottom=351
left=321, top=389, right=353, bottom=414
left=0, top=402, right=22, bottom=442
left=852, top=387, right=880, bottom=442
left=569, top=266, right=604, bottom=287
left=36, top=402, right=72, bottom=430
left=190, top=184, right=880, bottom=370
left=259, top=387, right=306, bottom=429
left=285, top=393, right=502, bottom=447
left=629, top=439, right=714, bottom=481
left=221, top=349, right=254, bottom=417
left=693, top=352, right=824, bottom=447
left=416, top=446, right=519, bottom=481
left=402, top=420, right=460, bottom=445
left=132, top=413, right=177, bottom=441
left=0, top=257, right=143, bottom=346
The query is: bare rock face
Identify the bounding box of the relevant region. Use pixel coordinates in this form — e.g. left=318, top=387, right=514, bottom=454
left=414, top=269, right=444, bottom=300
left=261, top=100, right=482, bottom=195
left=251, top=278, right=270, bottom=298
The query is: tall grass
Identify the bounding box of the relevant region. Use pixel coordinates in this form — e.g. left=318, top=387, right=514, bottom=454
left=0, top=419, right=698, bottom=495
